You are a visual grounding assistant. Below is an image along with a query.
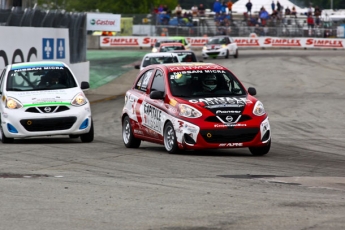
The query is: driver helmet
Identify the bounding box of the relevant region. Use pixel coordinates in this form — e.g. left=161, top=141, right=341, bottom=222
left=202, top=74, right=217, bottom=91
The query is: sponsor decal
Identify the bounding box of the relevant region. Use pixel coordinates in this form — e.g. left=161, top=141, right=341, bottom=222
left=234, top=38, right=260, bottom=47
left=168, top=65, right=227, bottom=71
left=133, top=129, right=144, bottom=135
left=219, top=143, right=243, bottom=147
left=216, top=110, right=241, bottom=114
left=305, top=39, right=343, bottom=48
left=264, top=38, right=301, bottom=47
left=102, top=37, right=139, bottom=46
left=214, top=123, right=247, bottom=127
left=189, top=97, right=251, bottom=106
left=142, top=103, right=162, bottom=132
left=225, top=116, right=233, bottom=122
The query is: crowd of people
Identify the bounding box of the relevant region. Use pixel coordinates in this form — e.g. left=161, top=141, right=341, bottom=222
left=152, top=1, right=329, bottom=37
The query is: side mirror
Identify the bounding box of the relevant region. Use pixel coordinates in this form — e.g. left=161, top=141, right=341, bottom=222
left=80, top=81, right=90, bottom=90
left=134, top=64, right=140, bottom=69
left=150, top=90, right=164, bottom=100
left=248, top=87, right=256, bottom=96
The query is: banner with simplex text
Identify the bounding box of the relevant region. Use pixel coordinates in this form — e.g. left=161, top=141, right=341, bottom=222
left=100, top=36, right=345, bottom=49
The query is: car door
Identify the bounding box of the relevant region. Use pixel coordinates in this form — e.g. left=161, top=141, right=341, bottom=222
left=140, top=68, right=167, bottom=141
left=127, top=69, right=155, bottom=137
left=228, top=36, right=236, bottom=55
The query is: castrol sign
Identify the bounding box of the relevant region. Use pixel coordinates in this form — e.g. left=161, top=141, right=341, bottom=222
left=87, top=13, right=121, bottom=31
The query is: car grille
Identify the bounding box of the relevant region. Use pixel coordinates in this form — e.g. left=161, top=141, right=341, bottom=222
left=206, top=52, right=220, bottom=55
left=200, top=128, right=259, bottom=143
left=25, top=106, right=70, bottom=113
left=20, top=117, right=77, bottom=132
left=205, top=115, right=252, bottom=123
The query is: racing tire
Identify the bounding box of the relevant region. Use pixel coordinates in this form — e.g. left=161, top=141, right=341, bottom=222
left=225, top=50, right=229, bottom=59
left=163, top=121, right=178, bottom=154
left=234, top=49, right=239, bottom=59
left=80, top=119, right=94, bottom=143
left=0, top=125, right=14, bottom=143
left=249, top=140, right=271, bottom=156
left=122, top=116, right=141, bottom=148
left=69, top=135, right=80, bottom=139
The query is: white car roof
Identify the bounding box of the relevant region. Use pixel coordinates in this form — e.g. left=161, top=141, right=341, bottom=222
left=143, top=52, right=179, bottom=58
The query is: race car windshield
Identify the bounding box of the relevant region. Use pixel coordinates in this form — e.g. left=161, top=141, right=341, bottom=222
left=160, top=46, right=185, bottom=52
left=207, top=38, right=226, bottom=45
left=169, top=70, right=246, bottom=97
left=7, top=67, right=78, bottom=91
left=143, top=56, right=178, bottom=67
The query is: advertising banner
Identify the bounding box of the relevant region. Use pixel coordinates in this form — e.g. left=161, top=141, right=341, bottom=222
left=87, top=13, right=121, bottom=31
left=0, top=27, right=70, bottom=70
left=99, top=36, right=345, bottom=49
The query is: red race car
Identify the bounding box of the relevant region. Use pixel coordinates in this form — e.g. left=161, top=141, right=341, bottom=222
left=121, top=63, right=271, bottom=155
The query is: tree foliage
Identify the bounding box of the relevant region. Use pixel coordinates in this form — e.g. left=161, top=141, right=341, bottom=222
left=37, top=0, right=179, bottom=14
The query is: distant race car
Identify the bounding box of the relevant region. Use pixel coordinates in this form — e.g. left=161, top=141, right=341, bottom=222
left=168, top=50, right=199, bottom=62
left=158, top=42, right=186, bottom=52
left=122, top=63, right=271, bottom=155
left=202, top=35, right=239, bottom=59
left=135, top=52, right=180, bottom=71
left=0, top=61, right=94, bottom=143
left=151, top=36, right=191, bottom=53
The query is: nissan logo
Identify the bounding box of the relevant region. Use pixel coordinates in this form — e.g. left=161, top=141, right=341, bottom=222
left=225, top=116, right=233, bottom=122
left=44, top=107, right=51, bottom=113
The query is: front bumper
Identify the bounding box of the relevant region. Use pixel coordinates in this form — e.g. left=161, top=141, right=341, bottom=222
left=1, top=105, right=92, bottom=138
left=202, top=48, right=228, bottom=58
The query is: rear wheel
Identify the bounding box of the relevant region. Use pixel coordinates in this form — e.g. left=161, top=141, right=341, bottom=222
left=80, top=119, right=94, bottom=143
left=163, top=121, right=178, bottom=154
left=225, top=50, right=229, bottom=59
left=249, top=140, right=270, bottom=156
left=122, top=116, right=141, bottom=148
left=0, top=125, right=14, bottom=143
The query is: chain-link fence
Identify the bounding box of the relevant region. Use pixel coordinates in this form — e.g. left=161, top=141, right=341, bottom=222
left=0, top=7, right=86, bottom=63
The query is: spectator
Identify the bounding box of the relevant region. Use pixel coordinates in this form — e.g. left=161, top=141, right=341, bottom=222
left=227, top=0, right=233, bottom=15
left=158, top=5, right=164, bottom=13
left=213, top=0, right=222, bottom=14
left=285, top=7, right=291, bottom=16
left=277, top=1, right=281, bottom=12
left=175, top=4, right=182, bottom=18
left=163, top=5, right=169, bottom=12
left=259, top=7, right=269, bottom=26
left=220, top=1, right=228, bottom=14
left=246, top=0, right=253, bottom=15
left=307, top=14, right=314, bottom=29
left=191, top=5, right=198, bottom=17
left=315, top=15, right=321, bottom=26
left=307, top=4, right=312, bottom=16
left=291, top=6, right=297, bottom=17
left=271, top=1, right=275, bottom=12
left=198, top=4, right=206, bottom=17
left=314, top=5, right=321, bottom=16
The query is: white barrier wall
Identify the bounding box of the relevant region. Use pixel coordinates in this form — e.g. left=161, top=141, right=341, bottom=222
left=0, top=27, right=89, bottom=84
left=99, top=36, right=345, bottom=49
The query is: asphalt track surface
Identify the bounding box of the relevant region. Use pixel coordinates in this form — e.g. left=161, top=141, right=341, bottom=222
left=1, top=49, right=345, bottom=230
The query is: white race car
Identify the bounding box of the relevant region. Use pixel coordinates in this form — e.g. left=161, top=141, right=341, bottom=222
left=134, top=52, right=180, bottom=71
left=202, top=35, right=239, bottom=59
left=0, top=61, right=94, bottom=143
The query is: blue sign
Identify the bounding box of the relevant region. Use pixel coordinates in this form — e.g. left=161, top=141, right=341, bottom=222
left=56, top=38, right=65, bottom=59
left=42, top=38, right=54, bottom=60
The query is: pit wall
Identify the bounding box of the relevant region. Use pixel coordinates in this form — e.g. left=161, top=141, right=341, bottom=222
left=88, top=36, right=345, bottom=49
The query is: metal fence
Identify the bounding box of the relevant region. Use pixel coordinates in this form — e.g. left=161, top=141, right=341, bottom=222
left=0, top=7, right=87, bottom=63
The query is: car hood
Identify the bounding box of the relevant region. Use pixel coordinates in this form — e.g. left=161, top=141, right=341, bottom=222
left=176, top=95, right=255, bottom=115
left=6, top=88, right=83, bottom=106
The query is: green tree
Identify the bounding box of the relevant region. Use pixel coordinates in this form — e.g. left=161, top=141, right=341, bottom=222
left=37, top=0, right=179, bottom=14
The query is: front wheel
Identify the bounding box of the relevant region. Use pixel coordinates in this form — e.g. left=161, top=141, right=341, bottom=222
left=163, top=121, right=178, bottom=154
left=0, top=125, right=14, bottom=143
left=122, top=116, right=141, bottom=148
left=234, top=49, right=239, bottom=58
left=249, top=141, right=270, bottom=156
left=225, top=50, right=229, bottom=59
left=80, top=119, right=94, bottom=143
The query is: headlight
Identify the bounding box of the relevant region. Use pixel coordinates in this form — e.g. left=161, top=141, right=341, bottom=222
left=152, top=48, right=157, bottom=52
left=179, top=104, right=202, bottom=118
left=203, top=46, right=207, bottom=51
left=222, top=44, right=227, bottom=48
left=6, top=97, right=23, bottom=109
left=71, top=92, right=87, bottom=106
left=253, top=101, right=265, bottom=116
